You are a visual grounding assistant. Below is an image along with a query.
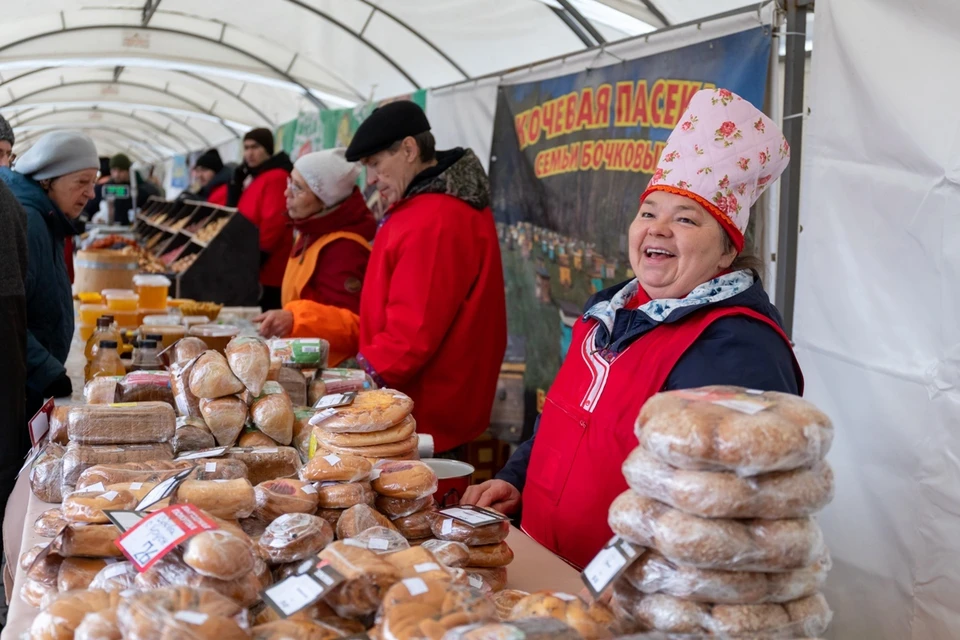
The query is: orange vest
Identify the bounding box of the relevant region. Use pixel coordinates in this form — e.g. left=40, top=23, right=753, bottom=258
left=281, top=231, right=371, bottom=367
left=281, top=231, right=371, bottom=306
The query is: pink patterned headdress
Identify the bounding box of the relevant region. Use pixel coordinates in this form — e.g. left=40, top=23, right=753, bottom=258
left=642, top=88, right=790, bottom=252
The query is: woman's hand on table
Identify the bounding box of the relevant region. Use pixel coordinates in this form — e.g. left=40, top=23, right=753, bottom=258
left=461, top=479, right=521, bottom=515
left=255, top=310, right=294, bottom=338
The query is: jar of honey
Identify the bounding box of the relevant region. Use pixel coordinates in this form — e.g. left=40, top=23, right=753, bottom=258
left=134, top=274, right=171, bottom=310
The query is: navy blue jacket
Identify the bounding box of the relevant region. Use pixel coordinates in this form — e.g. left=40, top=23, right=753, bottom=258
left=497, top=276, right=801, bottom=492
left=0, top=168, right=76, bottom=401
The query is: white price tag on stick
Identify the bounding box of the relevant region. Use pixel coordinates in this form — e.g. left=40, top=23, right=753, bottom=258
left=261, top=560, right=344, bottom=618
left=314, top=392, right=357, bottom=409
left=581, top=536, right=640, bottom=599
left=438, top=505, right=509, bottom=528
left=135, top=468, right=193, bottom=511
left=114, top=504, right=219, bottom=571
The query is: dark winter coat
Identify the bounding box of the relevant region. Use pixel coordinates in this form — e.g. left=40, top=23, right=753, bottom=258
left=0, top=168, right=75, bottom=405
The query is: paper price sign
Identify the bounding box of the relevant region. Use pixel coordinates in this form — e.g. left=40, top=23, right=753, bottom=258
left=580, top=536, right=639, bottom=599
left=314, top=392, right=357, bottom=410
left=175, top=446, right=230, bottom=461
left=115, top=504, right=218, bottom=572
left=438, top=505, right=509, bottom=528
left=103, top=510, right=146, bottom=533
left=261, top=560, right=344, bottom=618
left=135, top=468, right=193, bottom=511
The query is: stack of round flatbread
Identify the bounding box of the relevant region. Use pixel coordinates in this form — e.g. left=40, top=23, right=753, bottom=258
left=607, top=386, right=837, bottom=638
left=309, top=389, right=418, bottom=461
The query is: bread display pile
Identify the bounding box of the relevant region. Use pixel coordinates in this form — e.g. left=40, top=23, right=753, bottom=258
left=426, top=510, right=514, bottom=593
left=308, top=389, right=421, bottom=463
left=608, top=386, right=836, bottom=638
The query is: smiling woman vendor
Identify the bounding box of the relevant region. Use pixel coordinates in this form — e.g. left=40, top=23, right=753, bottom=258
left=462, top=89, right=802, bottom=568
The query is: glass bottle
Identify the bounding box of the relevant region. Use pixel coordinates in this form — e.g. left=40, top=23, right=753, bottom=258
left=90, top=340, right=126, bottom=379
left=84, top=317, right=122, bottom=381
left=131, top=340, right=162, bottom=371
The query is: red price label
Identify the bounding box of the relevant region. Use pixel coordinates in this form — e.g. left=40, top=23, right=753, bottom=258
left=115, top=504, right=218, bottom=572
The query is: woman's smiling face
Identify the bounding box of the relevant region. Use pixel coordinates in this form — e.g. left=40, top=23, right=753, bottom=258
left=628, top=191, right=737, bottom=299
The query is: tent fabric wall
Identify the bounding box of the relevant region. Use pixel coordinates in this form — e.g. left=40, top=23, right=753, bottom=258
left=426, top=78, right=499, bottom=171
left=796, top=0, right=960, bottom=637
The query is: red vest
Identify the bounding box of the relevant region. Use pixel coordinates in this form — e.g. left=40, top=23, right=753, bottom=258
left=520, top=301, right=797, bottom=569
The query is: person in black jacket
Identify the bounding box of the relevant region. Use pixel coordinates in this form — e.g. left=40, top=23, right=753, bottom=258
left=82, top=153, right=161, bottom=224
left=177, top=149, right=235, bottom=202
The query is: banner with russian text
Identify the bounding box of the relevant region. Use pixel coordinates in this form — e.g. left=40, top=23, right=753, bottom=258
left=489, top=27, right=771, bottom=428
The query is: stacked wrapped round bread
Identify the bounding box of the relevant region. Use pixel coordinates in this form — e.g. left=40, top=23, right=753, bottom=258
left=307, top=389, right=420, bottom=463
left=425, top=509, right=514, bottom=593
left=607, top=386, right=836, bottom=639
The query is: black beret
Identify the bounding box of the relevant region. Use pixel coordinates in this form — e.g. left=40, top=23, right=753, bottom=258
left=345, top=100, right=431, bottom=162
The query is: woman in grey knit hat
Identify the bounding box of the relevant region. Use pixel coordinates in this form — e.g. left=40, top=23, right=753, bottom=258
left=0, top=114, right=14, bottom=168
left=0, top=130, right=99, bottom=417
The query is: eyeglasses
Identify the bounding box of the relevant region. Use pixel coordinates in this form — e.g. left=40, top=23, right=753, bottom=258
left=286, top=178, right=305, bottom=196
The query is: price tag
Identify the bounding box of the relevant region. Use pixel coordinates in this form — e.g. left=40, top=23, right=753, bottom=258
left=102, top=563, right=130, bottom=579
left=468, top=575, right=483, bottom=589
left=580, top=536, right=640, bottom=599
left=402, top=578, right=429, bottom=597
left=302, top=484, right=317, bottom=495
left=84, top=482, right=107, bottom=493
left=103, top=510, right=146, bottom=533
left=367, top=537, right=389, bottom=551
left=555, top=593, right=578, bottom=602
left=204, top=462, right=217, bottom=473
left=670, top=389, right=772, bottom=415
left=129, top=482, right=143, bottom=491
left=438, top=506, right=509, bottom=528
left=174, top=611, right=209, bottom=625
left=28, top=398, right=55, bottom=447
left=323, top=454, right=341, bottom=466
left=314, top=392, right=357, bottom=410
left=114, top=504, right=219, bottom=571
left=261, top=560, right=344, bottom=619
left=308, top=408, right=337, bottom=426
left=100, top=490, right=119, bottom=502
left=135, top=468, right=193, bottom=511
left=175, top=446, right=229, bottom=460
left=414, top=562, right=440, bottom=574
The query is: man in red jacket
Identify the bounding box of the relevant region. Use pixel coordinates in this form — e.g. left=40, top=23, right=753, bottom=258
left=212, top=128, right=293, bottom=310
left=345, top=101, right=507, bottom=455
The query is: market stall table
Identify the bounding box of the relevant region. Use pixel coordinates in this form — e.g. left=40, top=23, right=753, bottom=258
left=1, top=472, right=581, bottom=639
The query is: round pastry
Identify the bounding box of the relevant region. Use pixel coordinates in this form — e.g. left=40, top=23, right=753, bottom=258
left=253, top=478, right=320, bottom=522
left=392, top=507, right=437, bottom=541
left=62, top=489, right=137, bottom=524
left=623, top=548, right=831, bottom=604
left=299, top=452, right=372, bottom=483
left=608, top=492, right=826, bottom=572
left=430, top=514, right=510, bottom=546
left=335, top=504, right=398, bottom=539
left=612, top=580, right=832, bottom=637
left=312, top=389, right=414, bottom=434
left=191, top=564, right=271, bottom=609
left=183, top=529, right=256, bottom=580
left=371, top=461, right=438, bottom=500
left=623, top=447, right=835, bottom=519
left=251, top=620, right=352, bottom=640
left=508, top=591, right=617, bottom=638
left=174, top=478, right=255, bottom=520
left=29, top=589, right=122, bottom=639
left=382, top=546, right=451, bottom=582
left=116, top=586, right=250, bottom=640
left=314, top=414, right=417, bottom=448
left=34, top=509, right=69, bottom=538
left=467, top=541, right=514, bottom=568
left=380, top=578, right=498, bottom=639
left=467, top=566, right=508, bottom=592
left=493, top=589, right=529, bottom=621
left=376, top=494, right=434, bottom=519
left=420, top=540, right=471, bottom=568
left=637, top=386, right=833, bottom=476
left=315, top=481, right=375, bottom=509
left=316, top=436, right=420, bottom=460
left=258, top=513, right=334, bottom=564
left=318, top=542, right=401, bottom=618
left=239, top=430, right=280, bottom=448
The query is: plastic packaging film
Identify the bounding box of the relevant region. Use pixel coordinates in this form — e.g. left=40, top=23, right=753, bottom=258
left=115, top=586, right=250, bottom=640
left=379, top=578, right=497, bottom=640
left=257, top=513, right=333, bottom=564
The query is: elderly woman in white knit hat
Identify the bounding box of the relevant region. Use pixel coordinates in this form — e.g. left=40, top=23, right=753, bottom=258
left=0, top=130, right=99, bottom=416
left=255, top=148, right=376, bottom=366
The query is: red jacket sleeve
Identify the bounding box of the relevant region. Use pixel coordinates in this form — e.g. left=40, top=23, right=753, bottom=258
left=256, top=171, right=291, bottom=255
left=361, top=207, right=481, bottom=387
left=301, top=238, right=369, bottom=315
left=207, top=184, right=227, bottom=206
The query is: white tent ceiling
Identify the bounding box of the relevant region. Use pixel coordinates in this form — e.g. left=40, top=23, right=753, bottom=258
left=0, top=0, right=763, bottom=160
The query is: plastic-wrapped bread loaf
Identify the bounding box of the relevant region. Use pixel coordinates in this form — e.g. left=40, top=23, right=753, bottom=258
left=173, top=417, right=216, bottom=454
left=54, top=524, right=124, bottom=558
left=57, top=557, right=109, bottom=591
left=83, top=377, right=122, bottom=404
left=189, top=350, right=246, bottom=399
left=62, top=489, right=137, bottom=523
left=315, top=481, right=375, bottom=510
left=174, top=337, right=209, bottom=364
left=182, top=529, right=256, bottom=580
left=30, top=443, right=65, bottom=503
left=622, top=549, right=831, bottom=604
left=76, top=460, right=193, bottom=489
left=637, top=387, right=834, bottom=476
left=442, top=618, right=583, bottom=640
left=66, top=403, right=176, bottom=445
left=430, top=513, right=510, bottom=547
left=225, top=447, right=301, bottom=485
left=199, top=396, right=247, bottom=447
left=189, top=458, right=249, bottom=481
left=622, top=447, right=835, bottom=519
left=226, top=336, right=270, bottom=396
left=118, top=372, right=175, bottom=405
left=116, top=586, right=250, bottom=640
left=383, top=546, right=453, bottom=582
left=608, top=492, right=826, bottom=571
left=379, top=577, right=498, bottom=640
left=173, top=479, right=255, bottom=519
left=335, top=504, right=398, bottom=539
left=73, top=608, right=121, bottom=640
left=49, top=405, right=71, bottom=445
left=612, top=580, right=832, bottom=638
left=313, top=389, right=414, bottom=434
left=252, top=478, right=319, bottom=521
left=171, top=359, right=204, bottom=419
left=257, top=513, right=333, bottom=564
left=89, top=561, right=139, bottom=592
left=62, top=443, right=174, bottom=489
left=29, top=589, right=123, bottom=640
left=372, top=461, right=438, bottom=500
left=238, top=430, right=279, bottom=448
left=249, top=382, right=294, bottom=445
left=34, top=509, right=69, bottom=538
left=507, top=591, right=619, bottom=639
left=317, top=541, right=401, bottom=618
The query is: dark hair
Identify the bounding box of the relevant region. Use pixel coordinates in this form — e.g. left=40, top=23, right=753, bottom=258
left=722, top=232, right=765, bottom=273
left=390, top=132, right=436, bottom=163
